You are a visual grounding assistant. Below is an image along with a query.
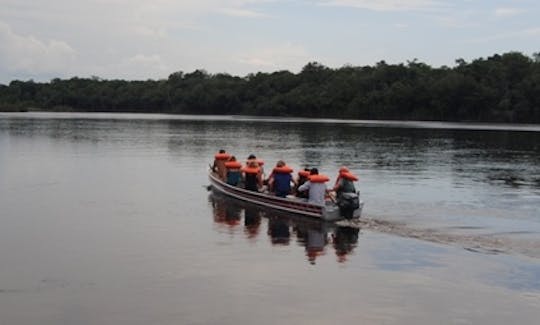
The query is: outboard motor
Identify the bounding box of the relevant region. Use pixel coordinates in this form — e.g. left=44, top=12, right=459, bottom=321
left=337, top=191, right=360, bottom=220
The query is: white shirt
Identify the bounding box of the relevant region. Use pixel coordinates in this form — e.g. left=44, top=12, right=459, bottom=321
left=298, top=181, right=327, bottom=205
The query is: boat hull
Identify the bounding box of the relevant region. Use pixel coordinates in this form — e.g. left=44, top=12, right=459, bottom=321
left=208, top=172, right=363, bottom=221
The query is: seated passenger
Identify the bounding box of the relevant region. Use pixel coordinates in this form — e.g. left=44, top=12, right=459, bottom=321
left=332, top=167, right=360, bottom=219
left=213, top=149, right=231, bottom=180
left=242, top=160, right=263, bottom=192
left=224, top=156, right=242, bottom=186
left=332, top=167, right=357, bottom=194
left=295, top=168, right=310, bottom=198
left=247, top=154, right=265, bottom=180
left=268, top=160, right=295, bottom=198
left=297, top=168, right=329, bottom=205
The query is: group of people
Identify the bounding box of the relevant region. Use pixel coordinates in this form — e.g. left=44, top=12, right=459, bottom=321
left=212, top=150, right=360, bottom=218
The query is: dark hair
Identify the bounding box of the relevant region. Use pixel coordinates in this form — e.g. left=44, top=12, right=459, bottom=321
left=248, top=154, right=256, bottom=160
left=219, top=149, right=226, bottom=153
left=310, top=168, right=319, bottom=175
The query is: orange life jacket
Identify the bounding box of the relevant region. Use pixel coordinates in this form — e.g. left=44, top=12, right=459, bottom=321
left=215, top=153, right=231, bottom=160
left=340, top=171, right=358, bottom=181
left=224, top=161, right=242, bottom=169
left=273, top=166, right=293, bottom=174
left=309, top=174, right=329, bottom=183
left=242, top=166, right=260, bottom=174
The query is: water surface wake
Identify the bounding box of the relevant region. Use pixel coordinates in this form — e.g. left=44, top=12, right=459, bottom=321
left=350, top=217, right=540, bottom=259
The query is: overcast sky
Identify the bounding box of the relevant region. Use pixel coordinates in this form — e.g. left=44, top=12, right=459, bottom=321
left=1, top=0, right=539, bottom=84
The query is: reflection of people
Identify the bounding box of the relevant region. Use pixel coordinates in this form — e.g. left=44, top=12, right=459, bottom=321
left=211, top=195, right=241, bottom=228
left=225, top=204, right=242, bottom=226
left=292, top=223, right=307, bottom=248
left=297, top=168, right=329, bottom=205
left=293, top=221, right=328, bottom=264
left=305, top=228, right=328, bottom=265
left=244, top=206, right=261, bottom=239
left=267, top=217, right=290, bottom=245
left=332, top=227, right=359, bottom=263
left=211, top=196, right=227, bottom=223
left=213, top=149, right=231, bottom=180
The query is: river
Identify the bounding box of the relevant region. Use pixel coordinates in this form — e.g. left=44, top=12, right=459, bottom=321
left=1, top=112, right=539, bottom=324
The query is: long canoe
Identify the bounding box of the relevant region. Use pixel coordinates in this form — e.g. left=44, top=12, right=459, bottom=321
left=208, top=172, right=364, bottom=221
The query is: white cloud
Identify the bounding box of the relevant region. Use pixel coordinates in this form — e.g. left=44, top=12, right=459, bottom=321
left=394, top=23, right=409, bottom=29
left=0, top=20, right=76, bottom=75
left=111, top=54, right=170, bottom=80
left=124, top=54, right=167, bottom=68
left=218, top=8, right=268, bottom=18
left=1, top=0, right=539, bottom=83
left=237, top=43, right=311, bottom=72
left=317, top=0, right=447, bottom=11
left=131, top=25, right=168, bottom=39
left=466, top=27, right=540, bottom=43
left=431, top=8, right=479, bottom=28
left=494, top=7, right=523, bottom=18
left=523, top=27, right=540, bottom=37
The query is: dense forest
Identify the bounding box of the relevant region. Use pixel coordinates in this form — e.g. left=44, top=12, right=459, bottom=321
left=1, top=51, right=539, bottom=123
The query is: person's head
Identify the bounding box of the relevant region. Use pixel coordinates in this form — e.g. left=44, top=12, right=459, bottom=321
left=248, top=160, right=259, bottom=168
left=229, top=155, right=236, bottom=161
left=219, top=149, right=226, bottom=154
left=339, top=166, right=349, bottom=174
left=247, top=154, right=256, bottom=160
left=298, top=168, right=310, bottom=179
left=310, top=168, right=319, bottom=175
left=276, top=160, right=285, bottom=167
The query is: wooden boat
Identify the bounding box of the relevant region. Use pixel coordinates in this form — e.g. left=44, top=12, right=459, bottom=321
left=208, top=172, right=364, bottom=221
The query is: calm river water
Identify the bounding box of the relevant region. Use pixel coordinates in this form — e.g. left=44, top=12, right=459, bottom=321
left=1, top=112, right=539, bottom=324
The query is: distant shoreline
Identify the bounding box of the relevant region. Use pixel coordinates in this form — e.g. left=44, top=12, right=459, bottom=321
left=2, top=52, right=539, bottom=124
left=3, top=111, right=540, bottom=132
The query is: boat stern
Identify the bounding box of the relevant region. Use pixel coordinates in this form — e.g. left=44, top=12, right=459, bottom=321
left=322, top=200, right=364, bottom=221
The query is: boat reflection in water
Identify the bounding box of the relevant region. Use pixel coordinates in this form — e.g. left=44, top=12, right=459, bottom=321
left=332, top=226, right=360, bottom=263
left=209, top=193, right=360, bottom=264
left=211, top=195, right=242, bottom=227
left=243, top=205, right=262, bottom=239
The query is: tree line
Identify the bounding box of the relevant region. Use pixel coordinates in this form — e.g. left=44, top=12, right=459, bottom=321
left=1, top=51, right=539, bottom=123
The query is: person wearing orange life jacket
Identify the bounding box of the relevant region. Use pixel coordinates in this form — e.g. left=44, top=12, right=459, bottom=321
left=224, top=156, right=242, bottom=186
left=332, top=167, right=358, bottom=192
left=294, top=168, right=311, bottom=198
left=297, top=168, right=329, bottom=205
left=213, top=149, right=231, bottom=180
left=242, top=159, right=263, bottom=192
left=246, top=154, right=265, bottom=180
left=267, top=160, right=296, bottom=197
left=332, top=167, right=360, bottom=219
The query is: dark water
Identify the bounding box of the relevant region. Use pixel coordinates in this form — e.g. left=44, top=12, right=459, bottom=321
left=1, top=112, right=540, bottom=324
